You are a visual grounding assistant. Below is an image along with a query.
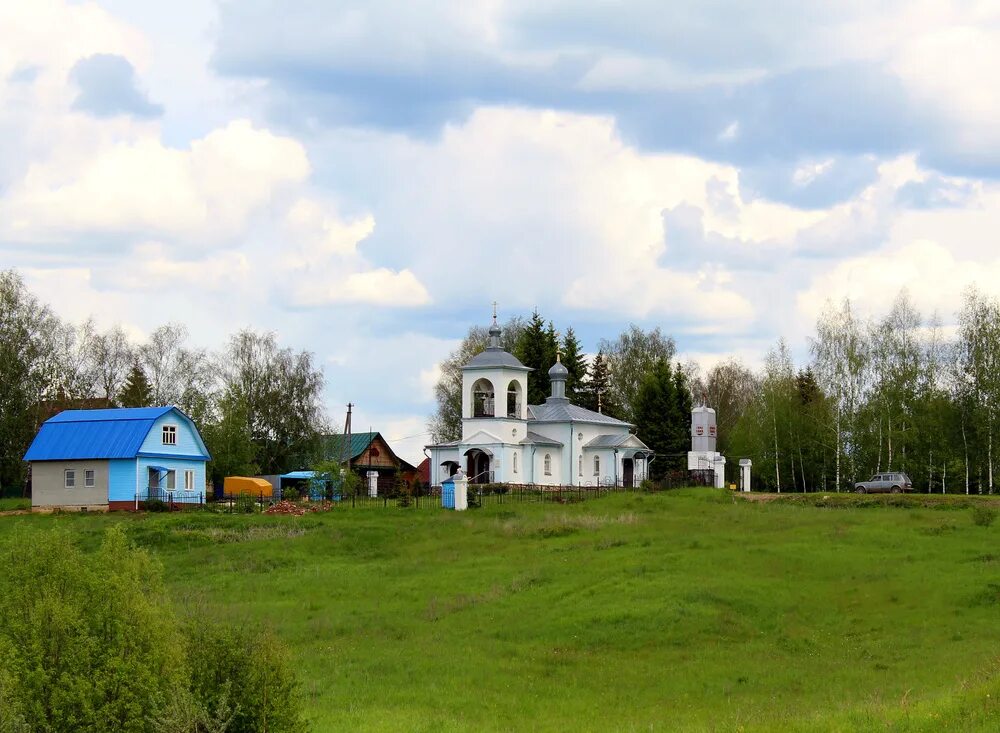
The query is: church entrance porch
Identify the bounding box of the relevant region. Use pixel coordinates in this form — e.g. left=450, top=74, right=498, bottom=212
left=465, top=448, right=492, bottom=484
left=622, top=458, right=634, bottom=488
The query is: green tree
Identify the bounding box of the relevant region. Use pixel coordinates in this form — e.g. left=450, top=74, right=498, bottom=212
left=561, top=327, right=587, bottom=400
left=599, top=325, right=677, bottom=423
left=0, top=270, right=60, bottom=494
left=633, top=359, right=689, bottom=479
left=515, top=311, right=554, bottom=405
left=577, top=350, right=622, bottom=418
left=118, top=363, right=154, bottom=407
left=219, top=329, right=327, bottom=475
left=202, top=395, right=257, bottom=485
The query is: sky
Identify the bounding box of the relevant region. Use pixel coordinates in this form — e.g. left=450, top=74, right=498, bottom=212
left=4, top=1, right=1000, bottom=464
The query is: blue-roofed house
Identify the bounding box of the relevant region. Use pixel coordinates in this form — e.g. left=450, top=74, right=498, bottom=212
left=23, top=406, right=211, bottom=511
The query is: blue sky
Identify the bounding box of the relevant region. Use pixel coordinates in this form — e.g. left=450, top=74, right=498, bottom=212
left=4, top=1, right=1000, bottom=462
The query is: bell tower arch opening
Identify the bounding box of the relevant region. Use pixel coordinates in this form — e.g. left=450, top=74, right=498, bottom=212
left=471, top=378, right=495, bottom=418
left=506, top=379, right=523, bottom=418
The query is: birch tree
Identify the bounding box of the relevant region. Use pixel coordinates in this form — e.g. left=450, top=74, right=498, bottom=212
left=811, top=299, right=870, bottom=490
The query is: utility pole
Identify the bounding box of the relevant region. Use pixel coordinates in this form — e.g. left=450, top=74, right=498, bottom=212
left=342, top=403, right=353, bottom=471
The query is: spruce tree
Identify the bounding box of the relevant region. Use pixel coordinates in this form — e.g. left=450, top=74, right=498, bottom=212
left=578, top=350, right=622, bottom=418
left=633, top=359, right=678, bottom=480
left=561, top=327, right=587, bottom=400
left=515, top=311, right=551, bottom=405
left=118, top=363, right=153, bottom=407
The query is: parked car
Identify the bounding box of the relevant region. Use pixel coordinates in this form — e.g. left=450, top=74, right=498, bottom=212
left=854, top=472, right=913, bottom=493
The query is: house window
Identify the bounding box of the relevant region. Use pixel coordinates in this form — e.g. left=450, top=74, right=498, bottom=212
left=184, top=470, right=194, bottom=491
left=162, top=425, right=177, bottom=445
left=578, top=455, right=583, bottom=477
left=85, top=470, right=95, bottom=488
left=165, top=470, right=176, bottom=490
left=544, top=454, right=552, bottom=475
left=512, top=454, right=518, bottom=474
left=64, top=469, right=75, bottom=488
left=594, top=456, right=600, bottom=476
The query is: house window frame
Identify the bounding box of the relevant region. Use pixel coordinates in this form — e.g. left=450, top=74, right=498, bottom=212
left=64, top=469, right=76, bottom=488
left=162, top=424, right=178, bottom=446
left=594, top=455, right=600, bottom=476
left=84, top=469, right=95, bottom=488
left=544, top=453, right=552, bottom=476
left=165, top=470, right=176, bottom=491
left=184, top=470, right=194, bottom=491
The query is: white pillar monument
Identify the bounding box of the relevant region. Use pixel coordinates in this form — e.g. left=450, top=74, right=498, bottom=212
left=739, top=459, right=752, bottom=492
left=453, top=471, right=469, bottom=511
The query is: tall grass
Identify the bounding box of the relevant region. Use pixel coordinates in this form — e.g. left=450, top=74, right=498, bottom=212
left=1, top=489, right=999, bottom=731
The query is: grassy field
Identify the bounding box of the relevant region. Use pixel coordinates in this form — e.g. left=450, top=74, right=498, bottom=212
left=3, top=489, right=1000, bottom=731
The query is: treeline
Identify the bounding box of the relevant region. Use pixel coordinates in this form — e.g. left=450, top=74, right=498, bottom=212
left=725, top=290, right=995, bottom=493
left=0, top=270, right=328, bottom=494
left=431, top=290, right=1000, bottom=493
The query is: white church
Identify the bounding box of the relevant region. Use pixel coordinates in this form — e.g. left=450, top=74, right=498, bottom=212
left=426, top=317, right=653, bottom=488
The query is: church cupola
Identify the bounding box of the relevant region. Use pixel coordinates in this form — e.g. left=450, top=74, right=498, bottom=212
left=487, top=317, right=502, bottom=350
left=547, top=353, right=569, bottom=402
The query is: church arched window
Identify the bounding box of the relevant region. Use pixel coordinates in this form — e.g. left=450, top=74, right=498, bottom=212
left=471, top=378, right=495, bottom=417
left=513, top=454, right=518, bottom=474
left=544, top=454, right=552, bottom=475
left=593, top=455, right=600, bottom=476
left=578, top=455, right=583, bottom=476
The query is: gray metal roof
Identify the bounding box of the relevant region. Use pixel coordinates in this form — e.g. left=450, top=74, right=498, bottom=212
left=464, top=347, right=532, bottom=370
left=584, top=433, right=650, bottom=449
left=527, top=402, right=634, bottom=427
left=519, top=431, right=564, bottom=447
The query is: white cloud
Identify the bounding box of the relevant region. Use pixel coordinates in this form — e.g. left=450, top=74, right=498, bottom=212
left=797, top=239, right=1000, bottom=324
left=1, top=120, right=309, bottom=242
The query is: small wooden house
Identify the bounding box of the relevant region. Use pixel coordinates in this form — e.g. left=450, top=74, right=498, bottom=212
left=24, top=407, right=210, bottom=511
left=322, top=431, right=418, bottom=484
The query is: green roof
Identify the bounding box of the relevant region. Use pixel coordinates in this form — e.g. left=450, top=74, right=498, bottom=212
left=322, top=432, right=378, bottom=462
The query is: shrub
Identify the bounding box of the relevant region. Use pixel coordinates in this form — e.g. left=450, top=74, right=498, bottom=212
left=234, top=493, right=257, bottom=514
left=639, top=478, right=656, bottom=493
left=0, top=526, right=186, bottom=732
left=0, top=526, right=305, bottom=733
left=972, top=505, right=997, bottom=527
left=141, top=498, right=170, bottom=512
left=187, top=625, right=305, bottom=733
left=282, top=487, right=300, bottom=502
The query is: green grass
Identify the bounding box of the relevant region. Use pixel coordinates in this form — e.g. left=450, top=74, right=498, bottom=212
left=4, top=489, right=1000, bottom=731
left=0, top=497, right=29, bottom=511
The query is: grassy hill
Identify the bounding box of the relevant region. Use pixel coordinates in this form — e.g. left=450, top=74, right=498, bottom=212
left=4, top=489, right=1000, bottom=731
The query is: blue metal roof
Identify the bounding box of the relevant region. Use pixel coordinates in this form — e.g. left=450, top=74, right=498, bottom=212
left=280, top=471, right=318, bottom=480
left=24, top=406, right=181, bottom=461
left=46, top=406, right=173, bottom=423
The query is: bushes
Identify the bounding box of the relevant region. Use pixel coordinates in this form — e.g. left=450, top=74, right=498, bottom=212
left=0, top=526, right=304, bottom=733
left=972, top=505, right=998, bottom=527
left=187, top=625, right=304, bottom=733
left=141, top=498, right=170, bottom=512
